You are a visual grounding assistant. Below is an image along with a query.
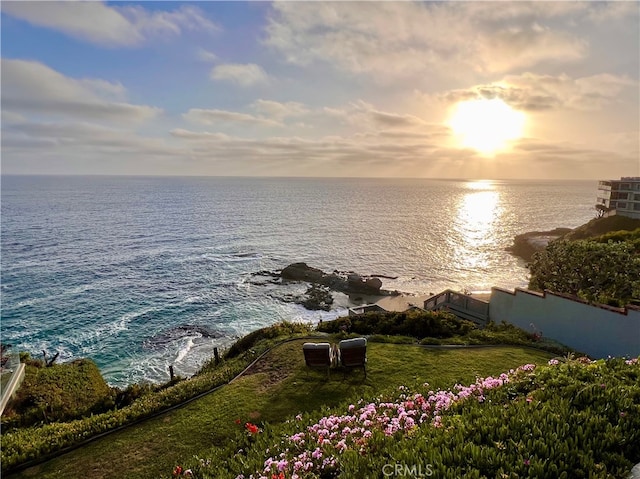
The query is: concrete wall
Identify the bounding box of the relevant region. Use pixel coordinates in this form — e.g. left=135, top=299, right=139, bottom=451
left=489, top=288, right=640, bottom=359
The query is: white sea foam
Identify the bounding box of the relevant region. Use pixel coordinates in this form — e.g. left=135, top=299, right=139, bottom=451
left=175, top=337, right=195, bottom=363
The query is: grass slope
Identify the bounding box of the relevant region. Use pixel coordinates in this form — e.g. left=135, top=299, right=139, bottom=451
left=11, top=341, right=553, bottom=479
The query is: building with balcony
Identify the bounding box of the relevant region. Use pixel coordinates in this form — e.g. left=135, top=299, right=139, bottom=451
left=596, top=177, right=640, bottom=219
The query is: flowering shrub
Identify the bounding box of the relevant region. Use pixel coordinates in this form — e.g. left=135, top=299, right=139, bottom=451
left=250, top=365, right=529, bottom=479
left=179, top=356, right=640, bottom=479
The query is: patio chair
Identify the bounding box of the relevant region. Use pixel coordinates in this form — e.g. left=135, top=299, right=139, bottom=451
left=302, top=342, right=335, bottom=378
left=338, top=337, right=367, bottom=378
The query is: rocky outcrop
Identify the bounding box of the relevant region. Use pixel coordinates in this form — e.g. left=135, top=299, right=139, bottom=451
left=281, top=263, right=325, bottom=282
left=298, top=285, right=334, bottom=311
left=251, top=263, right=400, bottom=311
left=279, top=262, right=395, bottom=296
left=507, top=228, right=572, bottom=262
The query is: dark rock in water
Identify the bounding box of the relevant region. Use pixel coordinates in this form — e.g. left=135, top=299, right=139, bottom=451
left=371, top=274, right=398, bottom=280
left=253, top=262, right=400, bottom=310
left=279, top=262, right=392, bottom=296
left=366, top=277, right=382, bottom=290
left=346, top=274, right=382, bottom=295
left=281, top=263, right=325, bottom=282
left=143, top=325, right=224, bottom=350
left=251, top=270, right=280, bottom=278
left=507, top=228, right=573, bottom=262
left=298, top=285, right=334, bottom=311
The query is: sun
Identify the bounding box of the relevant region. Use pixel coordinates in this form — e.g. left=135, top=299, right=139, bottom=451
left=449, top=99, right=526, bottom=155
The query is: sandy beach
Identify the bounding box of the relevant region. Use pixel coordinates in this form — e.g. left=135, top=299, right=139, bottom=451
left=374, top=291, right=492, bottom=312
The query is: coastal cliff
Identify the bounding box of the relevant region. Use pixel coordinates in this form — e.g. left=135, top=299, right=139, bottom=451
left=506, top=228, right=572, bottom=262
left=507, top=215, right=640, bottom=262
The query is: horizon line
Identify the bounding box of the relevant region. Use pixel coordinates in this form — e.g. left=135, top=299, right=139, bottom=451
left=0, top=173, right=605, bottom=182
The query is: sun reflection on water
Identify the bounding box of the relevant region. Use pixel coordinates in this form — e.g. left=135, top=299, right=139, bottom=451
left=454, top=181, right=502, bottom=271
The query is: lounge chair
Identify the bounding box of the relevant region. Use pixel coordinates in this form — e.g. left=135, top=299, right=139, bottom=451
left=338, top=337, right=367, bottom=378
left=302, top=342, right=334, bottom=378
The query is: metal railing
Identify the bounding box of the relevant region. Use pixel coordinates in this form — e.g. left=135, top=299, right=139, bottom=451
left=423, top=290, right=489, bottom=325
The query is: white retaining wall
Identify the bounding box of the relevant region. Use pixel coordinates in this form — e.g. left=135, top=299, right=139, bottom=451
left=489, top=288, right=640, bottom=359
left=0, top=362, right=25, bottom=416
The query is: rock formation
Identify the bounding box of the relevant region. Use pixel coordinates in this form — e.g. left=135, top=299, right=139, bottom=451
left=280, top=262, right=391, bottom=296
left=507, top=228, right=572, bottom=262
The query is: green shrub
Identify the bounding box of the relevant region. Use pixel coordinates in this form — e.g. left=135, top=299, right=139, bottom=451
left=1, top=359, right=113, bottom=429
left=562, top=215, right=640, bottom=241
left=529, top=239, right=640, bottom=306
left=18, top=352, right=43, bottom=367
left=590, top=227, right=640, bottom=249
left=318, top=310, right=474, bottom=339
left=224, top=321, right=311, bottom=359
left=321, top=314, right=572, bottom=355
left=367, top=334, right=416, bottom=344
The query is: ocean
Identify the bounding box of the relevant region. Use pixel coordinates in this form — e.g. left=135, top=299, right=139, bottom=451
left=1, top=176, right=596, bottom=387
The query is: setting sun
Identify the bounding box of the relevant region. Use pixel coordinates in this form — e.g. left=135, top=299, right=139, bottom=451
left=449, top=99, right=526, bottom=155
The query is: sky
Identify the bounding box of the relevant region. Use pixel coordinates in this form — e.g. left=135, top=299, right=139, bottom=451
left=1, top=1, right=639, bottom=179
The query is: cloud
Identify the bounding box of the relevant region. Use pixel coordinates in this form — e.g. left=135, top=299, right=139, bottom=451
left=168, top=124, right=446, bottom=173
left=321, top=101, right=427, bottom=130
left=251, top=100, right=309, bottom=120
left=4, top=114, right=636, bottom=179
left=154, top=123, right=638, bottom=179
left=170, top=129, right=231, bottom=141
left=474, top=25, right=586, bottom=74
left=1, top=59, right=162, bottom=122
left=264, top=2, right=594, bottom=79
left=5, top=121, right=144, bottom=147
left=210, top=63, right=270, bottom=87
left=1, top=109, right=26, bottom=125
left=1, top=120, right=181, bottom=175
left=1, top=2, right=218, bottom=47
left=440, top=73, right=636, bottom=111
left=196, top=48, right=218, bottom=63
left=508, top=137, right=638, bottom=177
left=183, top=108, right=281, bottom=127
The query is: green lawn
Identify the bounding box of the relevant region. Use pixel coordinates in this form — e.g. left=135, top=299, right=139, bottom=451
left=13, top=341, right=553, bottom=479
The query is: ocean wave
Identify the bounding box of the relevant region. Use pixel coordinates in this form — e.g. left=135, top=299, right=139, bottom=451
left=143, top=324, right=225, bottom=351
left=175, top=337, right=194, bottom=363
